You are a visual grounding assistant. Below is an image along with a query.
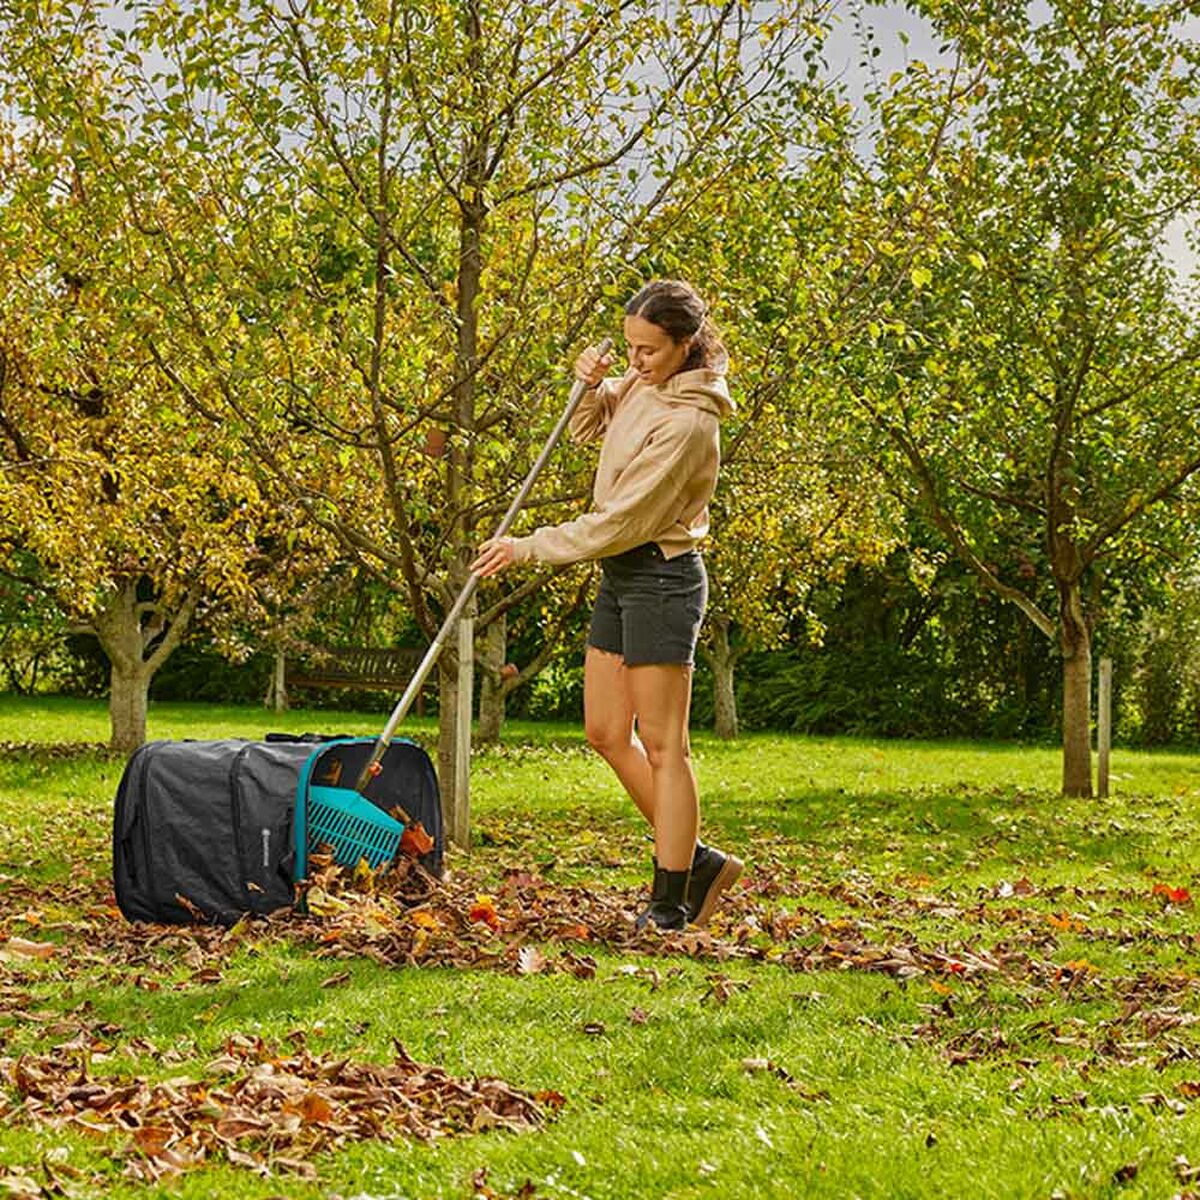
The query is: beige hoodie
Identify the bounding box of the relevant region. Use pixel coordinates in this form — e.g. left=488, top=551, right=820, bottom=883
left=510, top=365, right=734, bottom=565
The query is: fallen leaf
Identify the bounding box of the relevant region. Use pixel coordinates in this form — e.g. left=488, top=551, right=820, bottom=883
left=1056, top=959, right=1101, bottom=979
left=289, top=1092, right=334, bottom=1125
left=1175, top=1155, right=1200, bottom=1183
left=274, top=1156, right=318, bottom=1179
left=1047, top=913, right=1084, bottom=932
left=131, top=1125, right=174, bottom=1157
left=469, top=896, right=502, bottom=932
left=1, top=937, right=56, bottom=961
left=400, top=822, right=435, bottom=857
left=305, top=887, right=349, bottom=917
left=517, top=946, right=547, bottom=975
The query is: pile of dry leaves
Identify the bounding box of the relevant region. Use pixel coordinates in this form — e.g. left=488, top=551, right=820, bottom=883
left=1, top=1028, right=555, bottom=1186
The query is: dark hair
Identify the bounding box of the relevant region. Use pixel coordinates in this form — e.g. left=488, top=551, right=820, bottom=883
left=625, top=279, right=728, bottom=373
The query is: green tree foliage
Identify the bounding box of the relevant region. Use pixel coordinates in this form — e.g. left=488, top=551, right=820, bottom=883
left=836, top=0, right=1200, bottom=794
left=0, top=552, right=67, bottom=695
left=0, top=73, right=332, bottom=751
left=12, top=0, right=829, bottom=827
left=1118, top=563, right=1200, bottom=745
left=729, top=540, right=1062, bottom=739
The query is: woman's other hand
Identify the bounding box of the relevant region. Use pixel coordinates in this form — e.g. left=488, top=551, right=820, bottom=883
left=574, top=342, right=614, bottom=387
left=471, top=537, right=518, bottom=578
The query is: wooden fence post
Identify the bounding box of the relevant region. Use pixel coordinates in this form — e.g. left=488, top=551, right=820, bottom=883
left=452, top=608, right=474, bottom=849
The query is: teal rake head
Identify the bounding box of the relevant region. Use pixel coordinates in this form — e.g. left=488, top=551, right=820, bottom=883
left=306, top=785, right=404, bottom=870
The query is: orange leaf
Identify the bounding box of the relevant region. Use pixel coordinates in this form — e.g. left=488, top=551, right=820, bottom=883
left=1047, top=912, right=1083, bottom=932
left=294, top=1092, right=334, bottom=1125
left=469, top=895, right=502, bottom=931
left=1057, top=958, right=1100, bottom=979
left=399, top=821, right=435, bottom=857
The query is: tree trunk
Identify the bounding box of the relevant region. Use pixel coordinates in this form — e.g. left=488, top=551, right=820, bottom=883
left=477, top=611, right=506, bottom=744
left=110, top=659, right=152, bottom=755
left=88, top=578, right=199, bottom=755
left=708, top=616, right=739, bottom=740
left=1059, top=581, right=1094, bottom=797
left=436, top=2, right=486, bottom=846
left=265, top=646, right=289, bottom=712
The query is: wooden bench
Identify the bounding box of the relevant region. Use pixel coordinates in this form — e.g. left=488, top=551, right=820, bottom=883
left=286, top=647, right=428, bottom=711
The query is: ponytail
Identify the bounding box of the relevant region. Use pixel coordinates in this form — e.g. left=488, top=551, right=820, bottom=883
left=683, top=315, right=728, bottom=373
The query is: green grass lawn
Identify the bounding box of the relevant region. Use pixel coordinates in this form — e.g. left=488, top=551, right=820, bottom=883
left=2, top=695, right=1200, bottom=1198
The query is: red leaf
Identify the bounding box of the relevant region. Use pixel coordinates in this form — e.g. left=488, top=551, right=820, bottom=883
left=1153, top=883, right=1192, bottom=905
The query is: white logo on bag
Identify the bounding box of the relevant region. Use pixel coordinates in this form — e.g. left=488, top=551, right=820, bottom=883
left=261, top=827, right=271, bottom=868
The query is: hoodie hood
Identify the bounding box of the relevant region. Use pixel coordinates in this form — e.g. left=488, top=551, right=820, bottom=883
left=510, top=361, right=733, bottom=567
left=620, top=366, right=735, bottom=419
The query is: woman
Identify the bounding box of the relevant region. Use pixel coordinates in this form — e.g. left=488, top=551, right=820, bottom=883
left=471, top=279, right=742, bottom=932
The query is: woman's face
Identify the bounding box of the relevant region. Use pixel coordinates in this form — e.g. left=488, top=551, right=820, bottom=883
left=623, top=314, right=691, bottom=386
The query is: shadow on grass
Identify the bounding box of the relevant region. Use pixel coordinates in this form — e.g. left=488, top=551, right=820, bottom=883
left=699, top=783, right=1157, bottom=875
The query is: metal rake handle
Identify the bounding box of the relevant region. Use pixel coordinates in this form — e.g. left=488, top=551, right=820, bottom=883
left=354, top=337, right=615, bottom=791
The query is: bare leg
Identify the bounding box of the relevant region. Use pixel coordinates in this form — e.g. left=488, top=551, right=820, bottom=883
left=627, top=663, right=698, bottom=871
left=583, top=646, right=655, bottom=824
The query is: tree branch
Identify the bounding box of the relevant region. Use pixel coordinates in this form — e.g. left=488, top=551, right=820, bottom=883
left=858, top=389, right=1057, bottom=639
left=1083, top=451, right=1200, bottom=564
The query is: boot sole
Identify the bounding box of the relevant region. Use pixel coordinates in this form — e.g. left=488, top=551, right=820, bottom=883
left=691, top=855, right=744, bottom=928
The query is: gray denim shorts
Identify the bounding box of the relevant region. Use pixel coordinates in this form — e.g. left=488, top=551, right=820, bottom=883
left=587, top=542, right=708, bottom=666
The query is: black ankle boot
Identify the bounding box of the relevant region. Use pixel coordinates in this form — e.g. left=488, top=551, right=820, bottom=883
left=685, top=842, right=744, bottom=927
left=635, top=862, right=690, bottom=932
